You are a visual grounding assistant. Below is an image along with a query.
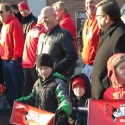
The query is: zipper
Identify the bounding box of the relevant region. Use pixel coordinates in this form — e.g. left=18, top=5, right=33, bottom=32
left=119, top=86, right=122, bottom=99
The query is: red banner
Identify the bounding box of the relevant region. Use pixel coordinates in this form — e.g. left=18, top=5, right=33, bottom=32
left=10, top=101, right=55, bottom=125
left=88, top=99, right=125, bottom=125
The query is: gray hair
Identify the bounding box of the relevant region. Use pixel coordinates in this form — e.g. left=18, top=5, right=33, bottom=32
left=52, top=1, right=68, bottom=14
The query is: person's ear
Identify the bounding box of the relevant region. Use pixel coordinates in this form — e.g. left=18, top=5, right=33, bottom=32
left=105, top=15, right=110, bottom=23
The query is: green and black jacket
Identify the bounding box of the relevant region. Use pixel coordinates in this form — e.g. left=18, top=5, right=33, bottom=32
left=17, top=72, right=72, bottom=117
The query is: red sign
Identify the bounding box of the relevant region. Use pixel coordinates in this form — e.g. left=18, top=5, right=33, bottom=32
left=10, top=101, right=55, bottom=125
left=88, top=99, right=125, bottom=125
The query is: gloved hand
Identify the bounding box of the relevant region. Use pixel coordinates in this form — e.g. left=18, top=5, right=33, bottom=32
left=0, top=84, right=5, bottom=95
left=56, top=110, right=65, bottom=118
left=57, top=101, right=72, bottom=117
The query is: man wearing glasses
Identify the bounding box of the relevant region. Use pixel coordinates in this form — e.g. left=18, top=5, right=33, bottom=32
left=0, top=3, right=24, bottom=106
left=91, top=0, right=125, bottom=99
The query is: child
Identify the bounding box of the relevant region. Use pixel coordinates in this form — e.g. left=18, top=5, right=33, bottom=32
left=17, top=53, right=72, bottom=125
left=68, top=73, right=91, bottom=125
left=103, top=53, right=125, bottom=99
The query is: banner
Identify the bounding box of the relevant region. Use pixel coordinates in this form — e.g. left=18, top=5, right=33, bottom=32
left=10, top=101, right=55, bottom=125
left=88, top=99, right=125, bottom=125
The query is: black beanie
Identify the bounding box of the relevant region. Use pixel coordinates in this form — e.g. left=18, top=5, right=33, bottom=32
left=36, top=53, right=53, bottom=68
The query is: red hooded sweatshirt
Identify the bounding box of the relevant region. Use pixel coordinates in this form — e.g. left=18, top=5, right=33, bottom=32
left=0, top=14, right=24, bottom=60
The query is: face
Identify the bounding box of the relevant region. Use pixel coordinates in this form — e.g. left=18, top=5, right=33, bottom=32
left=10, top=7, right=14, bottom=13
left=85, top=0, right=98, bottom=16
left=96, top=6, right=107, bottom=30
left=20, top=9, right=30, bottom=17
left=0, top=5, right=10, bottom=23
left=53, top=7, right=64, bottom=21
left=38, top=66, right=53, bottom=81
left=41, top=8, right=57, bottom=31
left=115, top=62, right=125, bottom=85
left=73, top=85, right=85, bottom=98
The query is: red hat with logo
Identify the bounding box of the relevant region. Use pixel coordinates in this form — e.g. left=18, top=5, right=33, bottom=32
left=18, top=1, right=30, bottom=11
left=72, top=77, right=86, bottom=90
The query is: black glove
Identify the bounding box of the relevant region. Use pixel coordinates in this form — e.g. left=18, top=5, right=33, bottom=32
left=56, top=110, right=65, bottom=118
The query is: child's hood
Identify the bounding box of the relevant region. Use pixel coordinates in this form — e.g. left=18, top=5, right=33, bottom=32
left=107, top=53, right=125, bottom=87
left=69, top=73, right=91, bottom=100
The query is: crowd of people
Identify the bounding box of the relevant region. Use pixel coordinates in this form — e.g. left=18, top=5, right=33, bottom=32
left=0, top=0, right=125, bottom=125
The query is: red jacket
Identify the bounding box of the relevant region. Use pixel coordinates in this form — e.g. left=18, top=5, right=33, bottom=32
left=103, top=85, right=125, bottom=99
left=60, top=13, right=78, bottom=52
left=81, top=17, right=100, bottom=64
left=0, top=14, right=24, bottom=60
left=22, top=24, right=44, bottom=68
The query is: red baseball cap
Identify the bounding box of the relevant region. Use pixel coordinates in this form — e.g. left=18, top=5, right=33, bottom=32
left=72, top=77, right=86, bottom=90
left=18, top=1, right=30, bottom=11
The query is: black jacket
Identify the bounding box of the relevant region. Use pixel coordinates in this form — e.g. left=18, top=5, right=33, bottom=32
left=37, top=24, right=77, bottom=76
left=22, top=13, right=37, bottom=38
left=17, top=72, right=72, bottom=116
left=91, top=20, right=125, bottom=99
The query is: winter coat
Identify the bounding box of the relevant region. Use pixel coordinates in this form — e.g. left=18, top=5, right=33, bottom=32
left=0, top=14, right=24, bottom=60
left=103, top=53, right=125, bottom=99
left=60, top=13, right=78, bottom=52
left=81, top=16, right=100, bottom=65
left=22, top=13, right=37, bottom=38
left=91, top=20, right=125, bottom=99
left=22, top=24, right=45, bottom=68
left=17, top=72, right=72, bottom=117
left=37, top=24, right=77, bottom=76
left=104, top=84, right=125, bottom=99
left=68, top=73, right=91, bottom=125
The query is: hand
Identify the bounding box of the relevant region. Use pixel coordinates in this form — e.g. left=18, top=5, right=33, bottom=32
left=56, top=110, right=65, bottom=118
left=0, top=84, right=5, bottom=95
left=12, top=57, right=17, bottom=60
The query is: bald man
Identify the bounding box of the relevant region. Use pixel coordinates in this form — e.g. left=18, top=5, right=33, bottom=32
left=37, top=6, right=77, bottom=78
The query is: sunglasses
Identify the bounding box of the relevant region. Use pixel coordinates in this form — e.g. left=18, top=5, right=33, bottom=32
left=0, top=10, right=3, bottom=14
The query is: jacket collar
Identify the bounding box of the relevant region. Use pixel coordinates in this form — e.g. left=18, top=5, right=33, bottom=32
left=44, top=24, right=60, bottom=34
left=3, top=14, right=16, bottom=24
left=103, top=20, right=124, bottom=37
left=61, top=13, right=71, bottom=21
left=22, top=13, right=34, bottom=22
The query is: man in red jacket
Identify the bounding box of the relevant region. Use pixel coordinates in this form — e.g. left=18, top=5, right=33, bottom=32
left=22, top=16, right=44, bottom=96
left=52, top=1, right=78, bottom=78
left=0, top=3, right=24, bottom=106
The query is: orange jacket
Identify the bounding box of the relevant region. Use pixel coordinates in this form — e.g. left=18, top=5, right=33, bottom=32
left=0, top=14, right=24, bottom=60
left=81, top=17, right=100, bottom=64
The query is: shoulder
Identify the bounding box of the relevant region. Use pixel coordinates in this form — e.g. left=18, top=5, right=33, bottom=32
left=9, top=17, right=21, bottom=25
left=55, top=77, right=66, bottom=85
left=54, top=78, right=68, bottom=91
left=103, top=87, right=113, bottom=99
left=33, top=79, right=41, bottom=88
left=54, top=25, right=72, bottom=37
left=32, top=16, right=37, bottom=22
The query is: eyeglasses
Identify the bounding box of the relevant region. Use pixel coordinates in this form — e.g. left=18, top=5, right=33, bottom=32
left=0, top=10, right=3, bottom=14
